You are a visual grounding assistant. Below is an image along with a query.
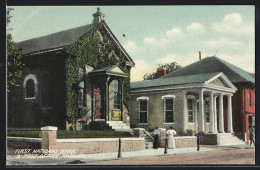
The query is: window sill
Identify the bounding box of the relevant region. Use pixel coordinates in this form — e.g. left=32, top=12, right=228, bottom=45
left=163, top=123, right=174, bottom=124
left=188, top=122, right=195, bottom=124
left=138, top=123, right=148, bottom=125
left=25, top=97, right=36, bottom=100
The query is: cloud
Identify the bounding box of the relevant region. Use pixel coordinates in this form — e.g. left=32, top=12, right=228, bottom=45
left=155, top=54, right=180, bottom=64
left=130, top=59, right=154, bottom=82
left=122, top=41, right=137, bottom=52
left=166, top=28, right=184, bottom=38
left=205, top=38, right=244, bottom=48
left=211, top=13, right=253, bottom=35
left=143, top=37, right=168, bottom=46
left=186, top=23, right=205, bottom=33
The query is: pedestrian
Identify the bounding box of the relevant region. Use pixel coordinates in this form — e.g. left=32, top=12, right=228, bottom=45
left=249, top=126, right=255, bottom=146
left=153, top=126, right=161, bottom=149
left=166, top=126, right=177, bottom=149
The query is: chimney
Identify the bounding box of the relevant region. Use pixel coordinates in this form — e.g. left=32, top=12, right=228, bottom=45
left=92, top=7, right=105, bottom=25
left=199, top=51, right=201, bottom=61
left=156, top=68, right=166, bottom=78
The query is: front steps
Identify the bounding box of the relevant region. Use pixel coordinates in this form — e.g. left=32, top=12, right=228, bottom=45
left=106, top=121, right=133, bottom=134
left=218, top=133, right=246, bottom=146
left=144, top=131, right=154, bottom=149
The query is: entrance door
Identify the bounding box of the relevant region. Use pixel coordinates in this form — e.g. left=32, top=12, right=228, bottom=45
left=94, top=88, right=101, bottom=119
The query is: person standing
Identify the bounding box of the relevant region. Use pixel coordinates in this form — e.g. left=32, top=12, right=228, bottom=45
left=166, top=126, right=177, bottom=149
left=153, top=126, right=161, bottom=149
left=249, top=126, right=255, bottom=146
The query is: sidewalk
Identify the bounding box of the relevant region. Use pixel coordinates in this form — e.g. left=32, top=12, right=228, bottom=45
left=7, top=147, right=217, bottom=166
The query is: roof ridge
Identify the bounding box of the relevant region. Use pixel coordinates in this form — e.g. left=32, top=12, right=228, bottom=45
left=15, top=24, right=94, bottom=44
left=213, top=56, right=254, bottom=83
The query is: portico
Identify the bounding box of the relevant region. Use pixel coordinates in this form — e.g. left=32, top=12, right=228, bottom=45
left=182, top=72, right=237, bottom=134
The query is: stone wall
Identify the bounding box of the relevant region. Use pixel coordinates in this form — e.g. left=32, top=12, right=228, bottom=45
left=159, top=131, right=197, bottom=148
left=50, top=138, right=145, bottom=154
left=41, top=126, right=145, bottom=154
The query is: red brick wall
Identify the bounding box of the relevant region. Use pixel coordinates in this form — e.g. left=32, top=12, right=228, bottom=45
left=245, top=89, right=255, bottom=113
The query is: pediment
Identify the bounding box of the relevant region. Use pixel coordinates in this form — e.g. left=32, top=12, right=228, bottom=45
left=209, top=77, right=229, bottom=88
left=110, top=66, right=124, bottom=74
left=205, top=72, right=237, bottom=91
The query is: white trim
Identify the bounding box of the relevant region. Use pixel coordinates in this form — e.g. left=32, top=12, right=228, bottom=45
left=138, top=123, right=148, bottom=125
left=163, top=97, right=174, bottom=123
left=205, top=72, right=237, bottom=91
left=137, top=97, right=149, bottom=124
left=132, top=83, right=204, bottom=94
left=57, top=137, right=145, bottom=143
left=23, top=74, right=38, bottom=99
left=187, top=98, right=195, bottom=123
left=136, top=96, right=149, bottom=101
left=163, top=123, right=175, bottom=125
left=187, top=95, right=196, bottom=99
left=162, top=94, right=175, bottom=99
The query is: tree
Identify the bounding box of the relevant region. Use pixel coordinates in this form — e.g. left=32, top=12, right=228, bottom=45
left=143, top=62, right=181, bottom=80
left=7, top=8, right=24, bottom=128
left=7, top=8, right=24, bottom=91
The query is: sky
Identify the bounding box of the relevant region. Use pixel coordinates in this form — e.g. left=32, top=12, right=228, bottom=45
left=7, top=6, right=255, bottom=82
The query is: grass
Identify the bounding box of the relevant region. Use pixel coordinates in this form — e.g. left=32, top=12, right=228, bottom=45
left=7, top=130, right=132, bottom=139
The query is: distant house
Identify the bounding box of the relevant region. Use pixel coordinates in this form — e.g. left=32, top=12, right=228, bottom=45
left=130, top=56, right=254, bottom=144
left=8, top=8, right=135, bottom=130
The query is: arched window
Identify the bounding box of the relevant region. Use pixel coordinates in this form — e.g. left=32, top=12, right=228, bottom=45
left=23, top=74, right=38, bottom=99
left=26, top=79, right=35, bottom=98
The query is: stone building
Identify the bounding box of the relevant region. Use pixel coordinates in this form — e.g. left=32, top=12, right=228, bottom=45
left=130, top=56, right=254, bottom=144
left=8, top=8, right=135, bottom=130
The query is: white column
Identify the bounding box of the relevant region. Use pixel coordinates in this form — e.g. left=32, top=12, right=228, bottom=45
left=214, top=96, right=218, bottom=133
left=218, top=93, right=224, bottom=133
left=209, top=91, right=214, bottom=133
left=182, top=91, right=187, bottom=133
left=227, top=94, right=233, bottom=133
left=198, top=89, right=204, bottom=132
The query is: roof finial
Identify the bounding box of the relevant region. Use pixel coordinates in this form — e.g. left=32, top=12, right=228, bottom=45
left=92, top=7, right=105, bottom=25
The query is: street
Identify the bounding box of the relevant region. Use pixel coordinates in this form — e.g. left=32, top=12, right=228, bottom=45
left=85, top=148, right=255, bottom=165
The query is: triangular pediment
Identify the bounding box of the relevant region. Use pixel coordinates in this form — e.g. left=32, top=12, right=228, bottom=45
left=110, top=66, right=124, bottom=74
left=205, top=72, right=237, bottom=91
left=209, top=77, right=229, bottom=88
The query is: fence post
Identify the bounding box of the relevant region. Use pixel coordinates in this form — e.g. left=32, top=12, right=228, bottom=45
left=197, top=134, right=200, bottom=151
left=41, top=126, right=58, bottom=149
left=118, top=138, right=122, bottom=158
left=164, top=137, right=168, bottom=154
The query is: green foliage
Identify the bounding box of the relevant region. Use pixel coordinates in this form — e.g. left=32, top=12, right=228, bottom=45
left=65, top=23, right=130, bottom=126
left=8, top=131, right=41, bottom=138
left=7, top=8, right=24, bottom=92
left=143, top=62, right=182, bottom=80
left=7, top=130, right=132, bottom=138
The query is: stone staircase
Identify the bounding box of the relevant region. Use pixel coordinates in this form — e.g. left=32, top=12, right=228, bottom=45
left=106, top=121, right=133, bottom=134
left=218, top=133, right=246, bottom=146
left=144, top=131, right=154, bottom=149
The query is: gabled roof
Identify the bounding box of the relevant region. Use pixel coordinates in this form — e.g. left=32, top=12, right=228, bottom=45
left=15, top=21, right=135, bottom=66
left=15, top=24, right=94, bottom=55
left=131, top=72, right=237, bottom=93
left=131, top=72, right=219, bottom=89
left=89, top=65, right=128, bottom=77
left=162, top=56, right=254, bottom=84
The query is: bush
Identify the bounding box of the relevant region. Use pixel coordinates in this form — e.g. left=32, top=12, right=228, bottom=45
left=8, top=131, right=41, bottom=138
left=8, top=130, right=132, bottom=138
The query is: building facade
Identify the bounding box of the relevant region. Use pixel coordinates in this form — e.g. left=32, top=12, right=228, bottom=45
left=130, top=56, right=254, bottom=142
left=8, top=8, right=135, bottom=130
